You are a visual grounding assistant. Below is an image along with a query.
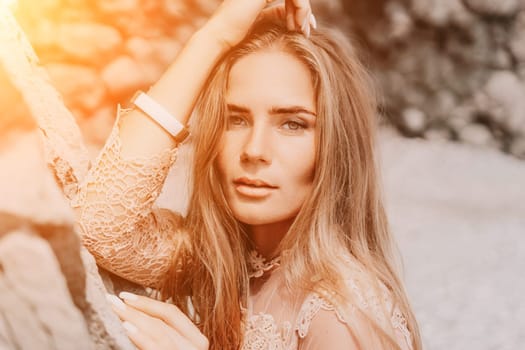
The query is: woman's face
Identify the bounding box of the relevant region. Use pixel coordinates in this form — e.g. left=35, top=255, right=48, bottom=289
left=217, top=49, right=317, bottom=226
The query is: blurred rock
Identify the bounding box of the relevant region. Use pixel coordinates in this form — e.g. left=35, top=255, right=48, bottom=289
left=510, top=136, right=525, bottom=159
left=448, top=104, right=476, bottom=132
left=102, top=55, right=145, bottom=96
left=97, top=0, right=139, bottom=13
left=401, top=107, right=427, bottom=135
left=57, top=22, right=122, bottom=63
left=424, top=127, right=453, bottom=141
left=26, top=19, right=57, bottom=49
left=510, top=11, right=525, bottom=62
left=46, top=63, right=106, bottom=112
left=0, top=230, right=91, bottom=350
left=464, top=0, right=519, bottom=17
left=478, top=71, right=525, bottom=133
left=410, top=0, right=474, bottom=27
left=0, top=131, right=135, bottom=349
left=150, top=37, right=181, bottom=66
left=125, top=36, right=154, bottom=62
left=126, top=36, right=181, bottom=67
left=458, top=123, right=495, bottom=147
left=163, top=0, right=188, bottom=19
left=79, top=105, right=115, bottom=145
left=385, top=2, right=413, bottom=40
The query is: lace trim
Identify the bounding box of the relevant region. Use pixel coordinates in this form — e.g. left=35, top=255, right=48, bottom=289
left=294, top=279, right=413, bottom=349
left=242, top=313, right=292, bottom=350
left=247, top=250, right=281, bottom=279
left=295, top=293, right=347, bottom=338
left=391, top=306, right=413, bottom=349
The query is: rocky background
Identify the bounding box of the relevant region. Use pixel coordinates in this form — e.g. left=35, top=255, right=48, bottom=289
left=344, top=0, right=525, bottom=158
left=2, top=0, right=525, bottom=158
left=1, top=0, right=524, bottom=349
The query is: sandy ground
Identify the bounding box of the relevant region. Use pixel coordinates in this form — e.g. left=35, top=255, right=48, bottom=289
left=379, top=130, right=525, bottom=350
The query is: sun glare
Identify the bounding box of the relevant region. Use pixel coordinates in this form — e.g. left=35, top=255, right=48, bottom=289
left=1, top=0, right=16, bottom=8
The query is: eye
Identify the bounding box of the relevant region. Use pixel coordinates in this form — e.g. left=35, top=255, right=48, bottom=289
left=227, top=115, right=248, bottom=128
left=281, top=119, right=307, bottom=131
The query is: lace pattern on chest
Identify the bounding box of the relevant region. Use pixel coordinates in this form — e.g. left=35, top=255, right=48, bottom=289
left=242, top=313, right=295, bottom=350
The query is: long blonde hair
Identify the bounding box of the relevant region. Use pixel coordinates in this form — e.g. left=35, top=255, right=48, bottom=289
left=162, top=18, right=421, bottom=350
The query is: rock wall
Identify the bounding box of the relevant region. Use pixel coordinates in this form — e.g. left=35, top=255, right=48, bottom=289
left=4, top=0, right=524, bottom=158
left=3, top=0, right=218, bottom=146
left=340, top=0, right=525, bottom=158
left=0, top=132, right=135, bottom=350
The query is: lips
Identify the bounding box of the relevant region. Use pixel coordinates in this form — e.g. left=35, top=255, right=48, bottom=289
left=233, top=177, right=277, bottom=188
left=233, top=177, right=278, bottom=198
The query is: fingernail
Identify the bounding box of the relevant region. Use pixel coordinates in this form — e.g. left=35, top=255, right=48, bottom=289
left=106, top=294, right=126, bottom=311
left=310, top=13, right=317, bottom=29
left=119, top=291, right=138, bottom=301
left=301, top=15, right=309, bottom=34
left=122, top=321, right=138, bottom=334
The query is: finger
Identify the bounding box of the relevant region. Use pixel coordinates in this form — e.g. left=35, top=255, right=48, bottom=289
left=291, top=0, right=312, bottom=35
left=121, top=321, right=158, bottom=350
left=285, top=0, right=296, bottom=30
left=107, top=294, right=173, bottom=342
left=108, top=294, right=194, bottom=348
left=122, top=320, right=195, bottom=350
left=309, top=12, right=317, bottom=30
left=259, top=4, right=286, bottom=21
left=119, top=292, right=207, bottom=348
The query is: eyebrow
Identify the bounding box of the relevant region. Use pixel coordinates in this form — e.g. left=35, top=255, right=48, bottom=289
left=227, top=103, right=317, bottom=117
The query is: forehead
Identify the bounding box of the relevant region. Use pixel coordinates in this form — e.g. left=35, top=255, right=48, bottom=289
left=226, top=50, right=315, bottom=110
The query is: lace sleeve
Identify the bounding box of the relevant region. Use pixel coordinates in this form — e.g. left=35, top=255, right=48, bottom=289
left=71, top=107, right=184, bottom=288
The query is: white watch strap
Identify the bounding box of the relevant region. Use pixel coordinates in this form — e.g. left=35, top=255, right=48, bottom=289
left=132, top=91, right=185, bottom=138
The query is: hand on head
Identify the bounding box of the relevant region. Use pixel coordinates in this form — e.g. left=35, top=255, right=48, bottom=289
left=205, top=0, right=316, bottom=50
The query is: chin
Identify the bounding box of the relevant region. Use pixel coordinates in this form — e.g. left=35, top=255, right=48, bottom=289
left=232, top=211, right=275, bottom=226
left=230, top=205, right=297, bottom=226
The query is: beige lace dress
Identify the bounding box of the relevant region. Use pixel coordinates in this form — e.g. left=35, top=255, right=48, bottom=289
left=65, top=109, right=414, bottom=350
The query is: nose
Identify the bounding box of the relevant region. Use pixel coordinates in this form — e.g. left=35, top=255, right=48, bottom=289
left=240, top=122, right=271, bottom=164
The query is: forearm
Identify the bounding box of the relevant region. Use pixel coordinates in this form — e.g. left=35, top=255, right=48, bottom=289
left=118, top=27, right=229, bottom=159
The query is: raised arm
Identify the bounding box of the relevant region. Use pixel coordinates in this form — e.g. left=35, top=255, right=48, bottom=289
left=72, top=26, right=233, bottom=288
left=74, top=0, right=313, bottom=288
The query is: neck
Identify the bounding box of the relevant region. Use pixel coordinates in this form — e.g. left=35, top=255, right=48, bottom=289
left=249, top=217, right=295, bottom=259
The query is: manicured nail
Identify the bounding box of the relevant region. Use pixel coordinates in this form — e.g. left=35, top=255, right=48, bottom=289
left=300, top=16, right=311, bottom=38
left=301, top=15, right=309, bottom=35
left=310, top=13, right=317, bottom=29
left=122, top=321, right=138, bottom=334
left=106, top=294, right=126, bottom=311
left=119, top=291, right=138, bottom=301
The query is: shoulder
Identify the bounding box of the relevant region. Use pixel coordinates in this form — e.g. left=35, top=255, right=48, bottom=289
left=294, top=258, right=414, bottom=350
left=296, top=296, right=359, bottom=349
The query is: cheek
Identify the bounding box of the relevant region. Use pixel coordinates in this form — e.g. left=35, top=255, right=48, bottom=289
left=280, top=139, right=316, bottom=192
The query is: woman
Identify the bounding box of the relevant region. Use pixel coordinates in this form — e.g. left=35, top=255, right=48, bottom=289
left=73, top=0, right=422, bottom=349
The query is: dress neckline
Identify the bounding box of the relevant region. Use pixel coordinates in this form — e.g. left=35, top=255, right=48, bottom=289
left=247, top=250, right=281, bottom=279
